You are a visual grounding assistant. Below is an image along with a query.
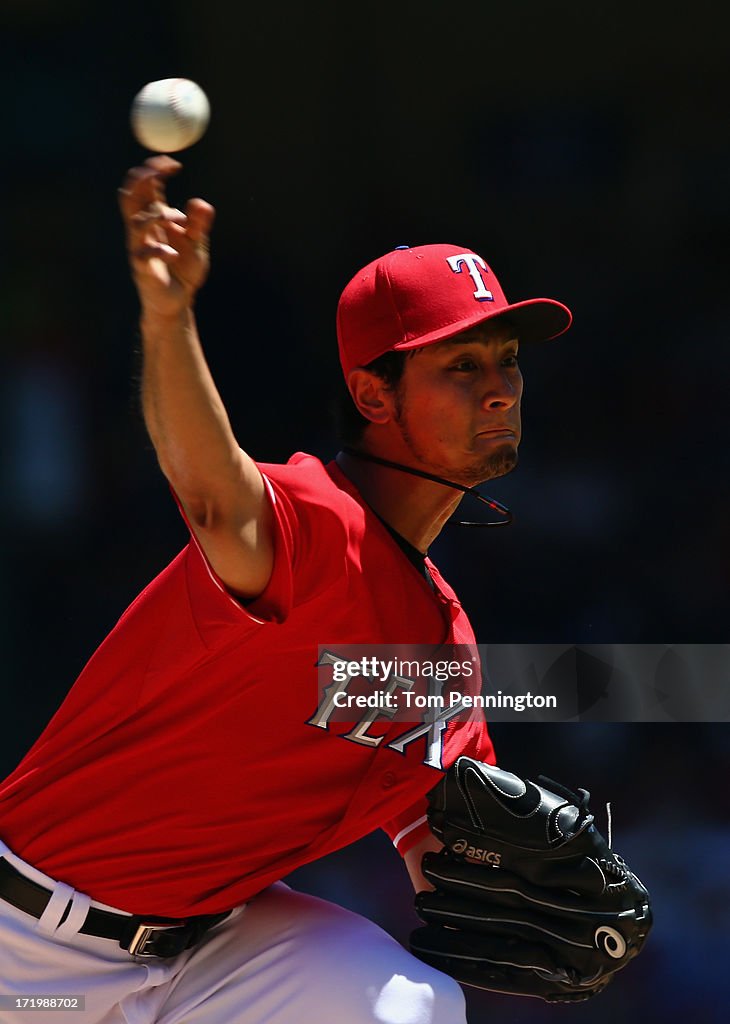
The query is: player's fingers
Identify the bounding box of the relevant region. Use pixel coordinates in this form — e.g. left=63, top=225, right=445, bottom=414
left=118, top=171, right=164, bottom=218
left=141, top=155, right=183, bottom=175
left=124, top=207, right=188, bottom=263
left=159, top=219, right=213, bottom=271
left=184, top=198, right=215, bottom=243
left=129, top=206, right=188, bottom=229
left=121, top=156, right=182, bottom=190
left=118, top=157, right=183, bottom=220
left=129, top=240, right=180, bottom=264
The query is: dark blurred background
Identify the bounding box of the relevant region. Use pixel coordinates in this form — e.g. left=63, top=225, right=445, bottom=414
left=1, top=1, right=728, bottom=1021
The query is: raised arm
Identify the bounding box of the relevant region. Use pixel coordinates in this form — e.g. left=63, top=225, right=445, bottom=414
left=119, top=156, right=274, bottom=598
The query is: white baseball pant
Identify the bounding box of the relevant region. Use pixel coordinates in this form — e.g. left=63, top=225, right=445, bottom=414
left=0, top=841, right=466, bottom=1024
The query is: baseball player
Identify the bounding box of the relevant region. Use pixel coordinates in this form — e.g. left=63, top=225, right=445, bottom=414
left=0, top=156, right=572, bottom=1023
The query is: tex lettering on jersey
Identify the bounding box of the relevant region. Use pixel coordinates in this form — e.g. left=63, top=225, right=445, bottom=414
left=447, top=253, right=494, bottom=302
left=307, top=651, right=468, bottom=770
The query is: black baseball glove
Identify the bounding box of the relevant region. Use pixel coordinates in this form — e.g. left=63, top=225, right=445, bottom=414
left=410, top=757, right=652, bottom=1003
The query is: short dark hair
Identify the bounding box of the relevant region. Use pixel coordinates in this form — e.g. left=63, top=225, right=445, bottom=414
left=332, top=350, right=408, bottom=445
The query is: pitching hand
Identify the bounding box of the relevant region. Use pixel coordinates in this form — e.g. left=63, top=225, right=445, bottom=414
left=119, top=156, right=215, bottom=318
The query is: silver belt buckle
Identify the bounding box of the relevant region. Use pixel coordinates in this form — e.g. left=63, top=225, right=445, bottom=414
left=129, top=920, right=186, bottom=957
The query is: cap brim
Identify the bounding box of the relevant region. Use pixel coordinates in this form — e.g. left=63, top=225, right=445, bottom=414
left=392, top=297, right=572, bottom=353
left=490, top=298, right=572, bottom=344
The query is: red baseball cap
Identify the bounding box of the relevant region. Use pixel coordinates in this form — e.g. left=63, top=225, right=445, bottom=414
left=336, top=243, right=572, bottom=379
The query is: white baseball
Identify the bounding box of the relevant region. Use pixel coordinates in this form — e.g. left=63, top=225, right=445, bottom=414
left=130, top=79, right=210, bottom=153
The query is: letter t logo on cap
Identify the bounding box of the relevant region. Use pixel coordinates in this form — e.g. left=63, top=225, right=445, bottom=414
left=447, top=254, right=494, bottom=302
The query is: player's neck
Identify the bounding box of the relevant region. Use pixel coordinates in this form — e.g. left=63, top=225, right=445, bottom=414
left=335, top=449, right=463, bottom=553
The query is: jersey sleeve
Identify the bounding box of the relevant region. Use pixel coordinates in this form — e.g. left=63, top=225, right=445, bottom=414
left=174, top=455, right=350, bottom=647
left=382, top=718, right=497, bottom=857
left=381, top=797, right=432, bottom=855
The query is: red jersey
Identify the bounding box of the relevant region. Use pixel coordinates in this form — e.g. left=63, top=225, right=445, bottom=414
left=0, top=455, right=494, bottom=917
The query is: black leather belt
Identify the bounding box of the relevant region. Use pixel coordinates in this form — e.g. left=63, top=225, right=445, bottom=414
left=0, top=857, right=230, bottom=958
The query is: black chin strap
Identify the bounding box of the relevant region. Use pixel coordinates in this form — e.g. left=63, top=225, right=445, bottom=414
left=340, top=447, right=513, bottom=527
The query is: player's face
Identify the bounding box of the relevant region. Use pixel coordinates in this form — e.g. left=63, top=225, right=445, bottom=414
left=391, top=324, right=523, bottom=486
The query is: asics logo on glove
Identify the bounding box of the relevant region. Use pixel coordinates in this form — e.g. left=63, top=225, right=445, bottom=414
left=451, top=838, right=502, bottom=865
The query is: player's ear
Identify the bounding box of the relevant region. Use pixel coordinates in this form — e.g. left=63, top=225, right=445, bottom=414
left=346, top=369, right=394, bottom=425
